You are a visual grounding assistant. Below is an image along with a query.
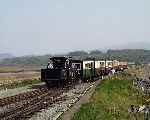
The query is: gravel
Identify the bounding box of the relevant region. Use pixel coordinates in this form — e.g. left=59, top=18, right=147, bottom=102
left=29, top=82, right=94, bottom=120
left=0, top=81, right=95, bottom=120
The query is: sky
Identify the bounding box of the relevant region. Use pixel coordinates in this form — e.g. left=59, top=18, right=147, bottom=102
left=0, top=0, right=150, bottom=56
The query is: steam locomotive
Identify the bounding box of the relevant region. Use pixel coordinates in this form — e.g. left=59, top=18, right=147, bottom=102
left=41, top=57, right=127, bottom=87
left=41, top=57, right=82, bottom=87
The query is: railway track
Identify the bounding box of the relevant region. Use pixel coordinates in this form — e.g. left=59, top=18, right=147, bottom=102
left=0, top=87, right=67, bottom=120
left=0, top=88, right=49, bottom=107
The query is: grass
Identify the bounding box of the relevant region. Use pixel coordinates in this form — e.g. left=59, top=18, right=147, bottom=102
left=72, top=72, right=147, bottom=120
left=0, top=66, right=40, bottom=73
left=127, top=65, right=146, bottom=78
left=0, top=66, right=41, bottom=89
left=0, top=78, right=41, bottom=90
left=0, top=73, right=40, bottom=82
left=0, top=72, right=40, bottom=89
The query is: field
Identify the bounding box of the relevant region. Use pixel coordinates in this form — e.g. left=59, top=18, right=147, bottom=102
left=72, top=72, right=148, bottom=120
left=0, top=66, right=41, bottom=89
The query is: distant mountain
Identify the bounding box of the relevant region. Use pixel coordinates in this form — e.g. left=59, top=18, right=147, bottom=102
left=0, top=53, right=14, bottom=60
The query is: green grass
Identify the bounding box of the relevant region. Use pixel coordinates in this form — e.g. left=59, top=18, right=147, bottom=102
left=72, top=72, right=147, bottom=120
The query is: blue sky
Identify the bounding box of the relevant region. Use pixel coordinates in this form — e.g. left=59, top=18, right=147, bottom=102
left=0, top=0, right=150, bottom=56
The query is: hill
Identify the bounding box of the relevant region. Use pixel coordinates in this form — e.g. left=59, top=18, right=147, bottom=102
left=0, top=49, right=150, bottom=66
left=0, top=55, right=50, bottom=67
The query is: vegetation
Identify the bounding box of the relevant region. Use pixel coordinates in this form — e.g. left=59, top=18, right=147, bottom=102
left=0, top=78, right=41, bottom=90
left=106, top=49, right=150, bottom=64
left=72, top=72, right=146, bottom=120
left=0, top=67, right=40, bottom=87
left=0, top=55, right=51, bottom=67
left=89, top=50, right=102, bottom=55
left=0, top=66, right=40, bottom=73
left=0, top=60, right=41, bottom=89
left=1, top=49, right=150, bottom=66
left=67, top=51, right=88, bottom=56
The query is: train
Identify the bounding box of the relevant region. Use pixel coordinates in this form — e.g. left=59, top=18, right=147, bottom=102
left=41, top=56, right=128, bottom=87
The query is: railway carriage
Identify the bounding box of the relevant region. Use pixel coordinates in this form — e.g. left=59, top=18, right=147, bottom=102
left=82, top=60, right=96, bottom=81
left=95, top=60, right=110, bottom=76
left=71, top=59, right=83, bottom=80
left=119, top=61, right=128, bottom=70
left=112, top=60, right=120, bottom=72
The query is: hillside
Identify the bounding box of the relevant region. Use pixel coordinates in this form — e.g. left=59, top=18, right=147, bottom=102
left=0, top=49, right=150, bottom=66
left=0, top=55, right=50, bottom=67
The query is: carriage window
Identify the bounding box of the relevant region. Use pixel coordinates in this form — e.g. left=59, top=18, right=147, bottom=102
left=85, top=63, right=92, bottom=68
left=72, top=63, right=81, bottom=70
left=108, top=62, right=112, bottom=65
left=76, top=64, right=81, bottom=69
left=100, top=62, right=105, bottom=65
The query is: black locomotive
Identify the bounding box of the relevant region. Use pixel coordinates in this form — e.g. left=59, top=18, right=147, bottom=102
left=41, top=57, right=82, bottom=87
